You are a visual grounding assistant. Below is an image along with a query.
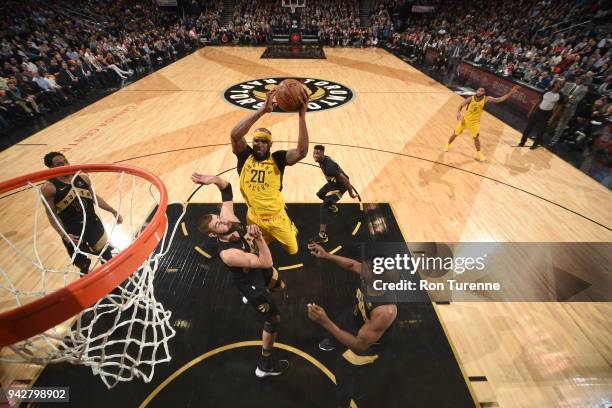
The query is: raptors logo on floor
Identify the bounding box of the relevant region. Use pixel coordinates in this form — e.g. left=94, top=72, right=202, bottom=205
left=223, top=77, right=354, bottom=112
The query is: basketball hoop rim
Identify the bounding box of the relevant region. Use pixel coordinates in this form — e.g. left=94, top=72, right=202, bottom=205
left=0, top=164, right=168, bottom=347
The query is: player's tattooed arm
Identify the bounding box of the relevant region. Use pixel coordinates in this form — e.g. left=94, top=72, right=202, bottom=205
left=230, top=90, right=276, bottom=154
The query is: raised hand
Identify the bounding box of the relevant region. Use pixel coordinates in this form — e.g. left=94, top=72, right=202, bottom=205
left=261, top=89, right=277, bottom=113
left=308, top=243, right=329, bottom=258
left=299, top=87, right=309, bottom=116
left=247, top=224, right=263, bottom=240
left=191, top=173, right=217, bottom=185
left=307, top=303, right=330, bottom=325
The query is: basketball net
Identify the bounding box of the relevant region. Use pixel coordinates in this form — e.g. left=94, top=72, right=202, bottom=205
left=0, top=167, right=186, bottom=388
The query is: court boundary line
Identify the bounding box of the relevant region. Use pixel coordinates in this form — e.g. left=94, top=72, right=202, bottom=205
left=3, top=141, right=609, bottom=232
left=108, top=142, right=611, bottom=232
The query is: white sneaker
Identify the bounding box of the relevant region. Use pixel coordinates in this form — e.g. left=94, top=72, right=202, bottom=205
left=255, top=359, right=289, bottom=378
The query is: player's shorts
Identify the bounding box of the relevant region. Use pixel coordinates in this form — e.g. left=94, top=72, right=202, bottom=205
left=62, top=215, right=109, bottom=256
left=232, top=267, right=281, bottom=320
left=247, top=206, right=298, bottom=255
left=454, top=119, right=480, bottom=138
left=317, top=182, right=347, bottom=203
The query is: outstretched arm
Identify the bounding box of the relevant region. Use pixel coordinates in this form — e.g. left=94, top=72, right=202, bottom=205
left=230, top=90, right=276, bottom=154
left=191, top=173, right=239, bottom=223
left=308, top=243, right=361, bottom=274
left=487, top=85, right=519, bottom=104
left=307, top=304, right=396, bottom=352
left=285, top=91, right=309, bottom=165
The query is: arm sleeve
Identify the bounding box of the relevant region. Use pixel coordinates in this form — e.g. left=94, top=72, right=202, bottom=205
left=220, top=183, right=233, bottom=202
left=235, top=145, right=253, bottom=175
left=272, top=150, right=288, bottom=173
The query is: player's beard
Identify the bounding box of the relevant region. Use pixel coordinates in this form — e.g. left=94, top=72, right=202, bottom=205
left=220, top=222, right=244, bottom=241
left=253, top=146, right=270, bottom=161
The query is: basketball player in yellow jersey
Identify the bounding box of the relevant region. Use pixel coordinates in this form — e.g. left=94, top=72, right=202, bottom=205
left=230, top=89, right=309, bottom=255
left=444, top=85, right=519, bottom=161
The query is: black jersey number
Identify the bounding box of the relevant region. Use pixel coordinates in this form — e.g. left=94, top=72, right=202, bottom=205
left=250, top=169, right=266, bottom=183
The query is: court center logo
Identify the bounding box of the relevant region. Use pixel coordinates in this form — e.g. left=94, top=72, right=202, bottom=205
left=223, top=77, right=354, bottom=112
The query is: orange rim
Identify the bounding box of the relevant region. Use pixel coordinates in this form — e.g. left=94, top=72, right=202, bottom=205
left=0, top=164, right=168, bottom=347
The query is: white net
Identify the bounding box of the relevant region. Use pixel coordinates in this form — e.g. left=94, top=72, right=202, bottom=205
left=0, top=167, right=185, bottom=388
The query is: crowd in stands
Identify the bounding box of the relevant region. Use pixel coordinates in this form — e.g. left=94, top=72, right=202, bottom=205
left=380, top=0, right=610, bottom=180
left=1, top=0, right=611, bottom=180
left=384, top=0, right=610, bottom=90
left=0, top=0, right=200, bottom=135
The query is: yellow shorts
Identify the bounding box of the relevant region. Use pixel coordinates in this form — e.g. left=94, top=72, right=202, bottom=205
left=454, top=119, right=480, bottom=138
left=247, top=207, right=298, bottom=255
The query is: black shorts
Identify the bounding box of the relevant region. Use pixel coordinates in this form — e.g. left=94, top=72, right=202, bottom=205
left=62, top=215, right=109, bottom=257
left=232, top=267, right=281, bottom=320
left=317, top=182, right=347, bottom=203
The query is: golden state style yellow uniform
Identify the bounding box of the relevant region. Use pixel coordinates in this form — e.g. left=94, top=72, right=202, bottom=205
left=236, top=146, right=298, bottom=254
left=454, top=95, right=486, bottom=138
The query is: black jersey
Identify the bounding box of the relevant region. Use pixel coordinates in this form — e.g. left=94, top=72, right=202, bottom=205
left=319, top=156, right=347, bottom=188
left=217, top=233, right=258, bottom=275
left=353, top=288, right=396, bottom=344
left=217, top=233, right=281, bottom=307
left=49, top=176, right=96, bottom=231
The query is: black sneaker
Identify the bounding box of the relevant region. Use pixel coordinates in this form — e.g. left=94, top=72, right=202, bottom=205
left=255, top=359, right=289, bottom=378
left=309, top=232, right=328, bottom=244
left=78, top=258, right=92, bottom=275
left=318, top=338, right=335, bottom=352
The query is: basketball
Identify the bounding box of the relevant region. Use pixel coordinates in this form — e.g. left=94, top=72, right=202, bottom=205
left=1, top=0, right=609, bottom=406
left=275, top=79, right=307, bottom=112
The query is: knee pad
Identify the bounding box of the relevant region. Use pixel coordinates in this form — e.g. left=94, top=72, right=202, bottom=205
left=323, top=196, right=336, bottom=206
left=263, top=317, right=279, bottom=334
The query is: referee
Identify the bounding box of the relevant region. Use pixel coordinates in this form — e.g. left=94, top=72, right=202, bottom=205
left=519, top=79, right=565, bottom=150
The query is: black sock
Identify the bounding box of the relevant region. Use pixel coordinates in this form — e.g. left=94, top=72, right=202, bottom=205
left=260, top=348, right=273, bottom=369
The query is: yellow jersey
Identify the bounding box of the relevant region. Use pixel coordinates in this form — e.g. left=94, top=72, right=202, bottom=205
left=237, top=146, right=287, bottom=216
left=463, top=95, right=486, bottom=123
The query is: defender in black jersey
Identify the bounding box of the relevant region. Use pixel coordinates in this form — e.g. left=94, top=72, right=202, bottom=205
left=41, top=152, right=122, bottom=274
left=192, top=172, right=289, bottom=378
left=310, top=145, right=357, bottom=244
left=307, top=243, right=397, bottom=408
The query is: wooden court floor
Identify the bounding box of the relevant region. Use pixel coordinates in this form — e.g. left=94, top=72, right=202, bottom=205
left=0, top=47, right=610, bottom=407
